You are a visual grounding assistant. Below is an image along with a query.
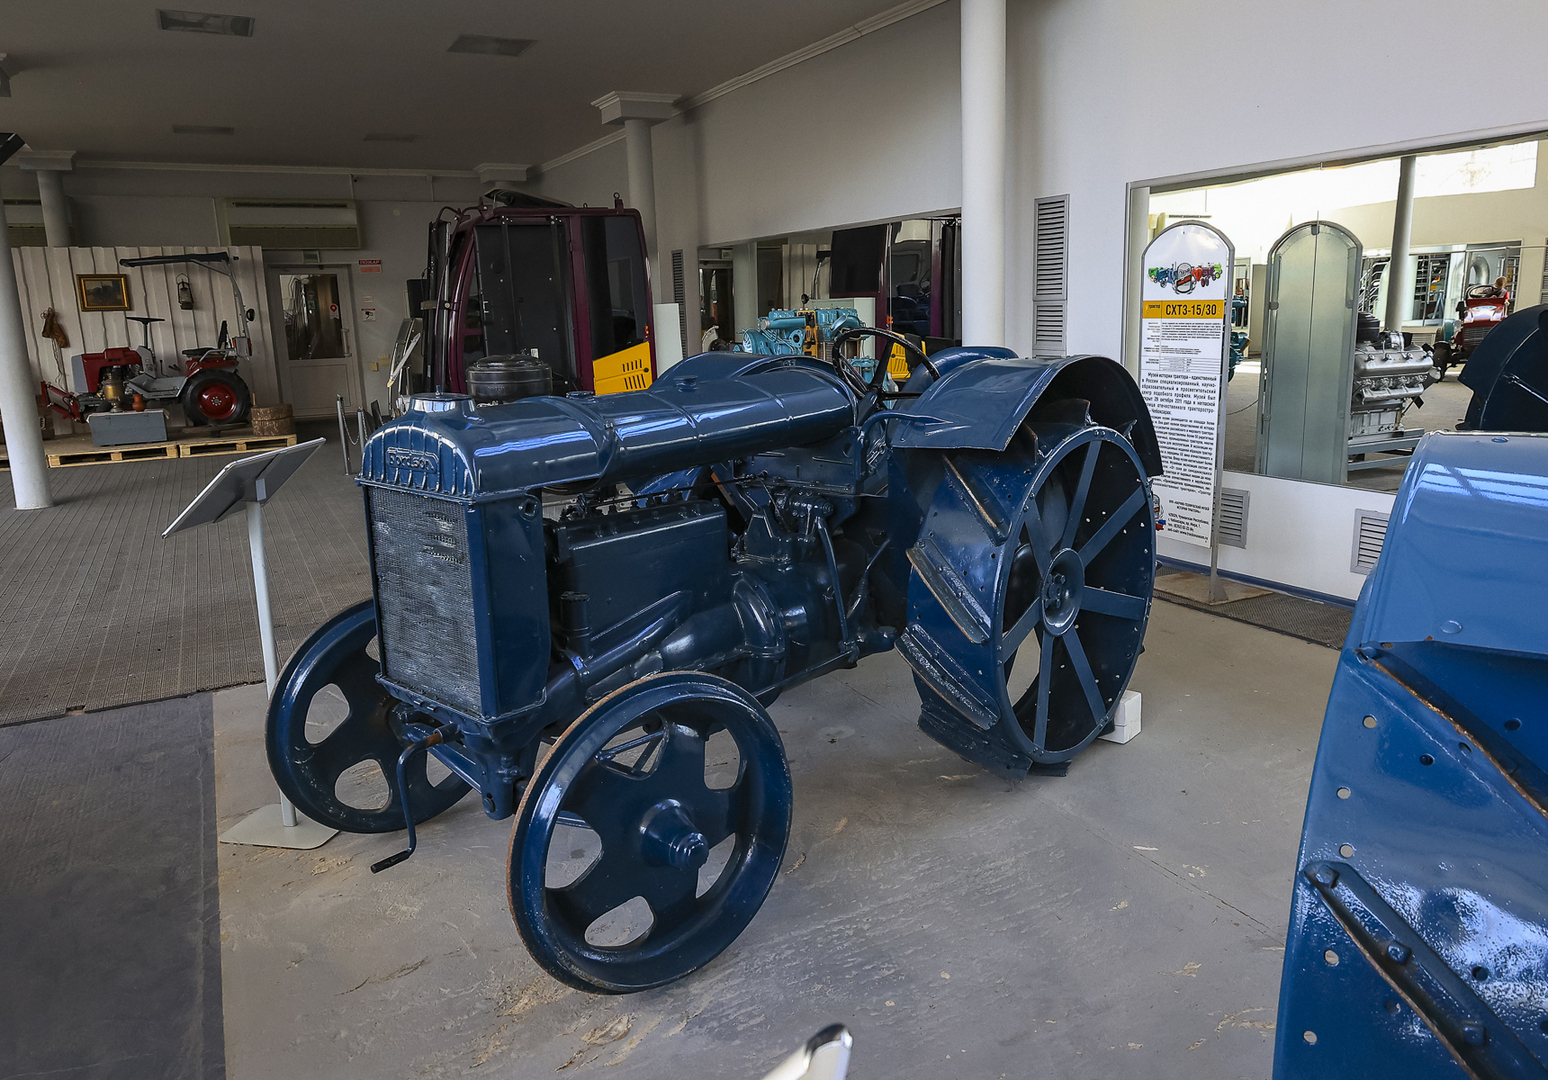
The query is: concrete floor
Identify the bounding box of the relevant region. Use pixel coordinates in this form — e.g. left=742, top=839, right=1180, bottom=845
left=212, top=600, right=1334, bottom=1080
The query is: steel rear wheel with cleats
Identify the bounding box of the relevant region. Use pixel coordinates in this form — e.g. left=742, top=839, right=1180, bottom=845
left=509, top=671, right=792, bottom=994
left=267, top=600, right=471, bottom=833
left=902, top=409, right=1155, bottom=771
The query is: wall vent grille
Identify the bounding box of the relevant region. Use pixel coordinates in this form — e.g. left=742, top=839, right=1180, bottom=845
left=1351, top=509, right=1390, bottom=575
left=1217, top=488, right=1249, bottom=548
left=671, top=249, right=686, bottom=353
left=1033, top=194, right=1069, bottom=355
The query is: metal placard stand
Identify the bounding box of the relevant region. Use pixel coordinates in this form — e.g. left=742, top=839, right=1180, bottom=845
left=164, top=437, right=340, bottom=849
left=1137, top=221, right=1236, bottom=603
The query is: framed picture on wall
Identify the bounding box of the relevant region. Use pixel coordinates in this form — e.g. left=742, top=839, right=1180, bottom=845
left=76, top=274, right=131, bottom=312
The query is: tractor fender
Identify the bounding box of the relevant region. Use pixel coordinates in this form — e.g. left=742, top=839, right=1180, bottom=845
left=893, top=353, right=1163, bottom=477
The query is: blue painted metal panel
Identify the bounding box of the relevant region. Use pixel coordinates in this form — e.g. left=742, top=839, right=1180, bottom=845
left=359, top=358, right=856, bottom=496
left=1275, top=430, right=1548, bottom=1079
left=894, top=354, right=1064, bottom=450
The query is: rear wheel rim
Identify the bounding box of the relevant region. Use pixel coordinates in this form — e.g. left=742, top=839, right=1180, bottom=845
left=197, top=381, right=239, bottom=420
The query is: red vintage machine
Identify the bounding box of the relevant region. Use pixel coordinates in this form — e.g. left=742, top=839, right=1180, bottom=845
left=1431, top=282, right=1510, bottom=381
left=42, top=253, right=254, bottom=426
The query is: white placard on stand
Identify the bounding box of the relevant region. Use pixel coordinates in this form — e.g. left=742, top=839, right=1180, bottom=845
left=164, top=438, right=340, bottom=849
left=1138, top=222, right=1235, bottom=601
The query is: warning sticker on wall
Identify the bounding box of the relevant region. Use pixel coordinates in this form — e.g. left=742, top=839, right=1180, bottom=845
left=1138, top=223, right=1233, bottom=549
left=358, top=259, right=382, bottom=274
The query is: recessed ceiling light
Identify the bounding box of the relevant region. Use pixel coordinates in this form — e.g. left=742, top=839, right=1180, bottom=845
left=447, top=35, right=534, bottom=58
left=157, top=9, right=255, bottom=36
left=363, top=133, right=417, bottom=143
left=172, top=124, right=235, bottom=135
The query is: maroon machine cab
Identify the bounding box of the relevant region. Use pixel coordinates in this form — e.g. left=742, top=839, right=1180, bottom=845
left=422, top=197, right=657, bottom=398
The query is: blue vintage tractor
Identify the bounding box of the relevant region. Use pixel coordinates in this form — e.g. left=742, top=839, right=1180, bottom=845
left=267, top=329, right=1164, bottom=993
left=1276, top=431, right=1548, bottom=1077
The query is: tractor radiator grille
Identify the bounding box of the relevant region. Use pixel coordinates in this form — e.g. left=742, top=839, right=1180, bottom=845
left=367, top=486, right=483, bottom=716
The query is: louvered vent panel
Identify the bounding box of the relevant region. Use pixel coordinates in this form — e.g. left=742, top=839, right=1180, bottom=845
left=1033, top=195, right=1069, bottom=354
left=1540, top=237, right=1548, bottom=306
left=671, top=249, right=687, bottom=354
left=1217, top=488, right=1249, bottom=548
left=1350, top=510, right=1390, bottom=575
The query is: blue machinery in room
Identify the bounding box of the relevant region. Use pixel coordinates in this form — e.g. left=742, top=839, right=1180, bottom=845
left=266, top=329, right=1164, bottom=993
left=1275, top=431, right=1548, bottom=1078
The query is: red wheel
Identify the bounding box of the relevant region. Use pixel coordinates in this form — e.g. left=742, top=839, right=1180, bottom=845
left=182, top=369, right=252, bottom=425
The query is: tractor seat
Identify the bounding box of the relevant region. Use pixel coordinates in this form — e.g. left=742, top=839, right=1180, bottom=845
left=182, top=347, right=214, bottom=357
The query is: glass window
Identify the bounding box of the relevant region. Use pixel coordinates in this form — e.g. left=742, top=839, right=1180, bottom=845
left=581, top=216, right=649, bottom=357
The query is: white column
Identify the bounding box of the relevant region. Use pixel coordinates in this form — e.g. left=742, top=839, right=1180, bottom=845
left=624, top=118, right=658, bottom=262
left=961, top=0, right=1008, bottom=347
left=35, top=170, right=70, bottom=247
left=0, top=197, right=53, bottom=509
left=1384, top=154, right=1417, bottom=334
left=732, top=241, right=758, bottom=337
left=592, top=93, right=676, bottom=296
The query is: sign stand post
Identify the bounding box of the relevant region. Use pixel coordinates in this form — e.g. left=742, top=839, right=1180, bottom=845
left=164, top=438, right=340, bottom=849
left=1136, top=221, right=1235, bottom=602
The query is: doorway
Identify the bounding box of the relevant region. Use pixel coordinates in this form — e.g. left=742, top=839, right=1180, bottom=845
left=269, top=269, right=365, bottom=418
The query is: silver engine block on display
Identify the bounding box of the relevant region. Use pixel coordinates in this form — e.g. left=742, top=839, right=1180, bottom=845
left=1349, top=333, right=1438, bottom=443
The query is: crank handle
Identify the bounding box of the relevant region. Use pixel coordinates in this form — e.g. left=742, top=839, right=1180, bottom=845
left=369, top=729, right=445, bottom=874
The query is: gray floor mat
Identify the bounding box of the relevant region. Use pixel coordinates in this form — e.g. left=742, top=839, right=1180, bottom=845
left=0, top=425, right=369, bottom=725
left=1155, top=573, right=1353, bottom=649
left=0, top=695, right=223, bottom=1079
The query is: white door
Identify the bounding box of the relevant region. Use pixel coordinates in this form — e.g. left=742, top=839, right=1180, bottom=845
left=271, top=267, right=365, bottom=418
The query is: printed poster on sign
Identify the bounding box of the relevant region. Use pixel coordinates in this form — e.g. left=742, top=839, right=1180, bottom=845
left=1138, top=222, right=1233, bottom=548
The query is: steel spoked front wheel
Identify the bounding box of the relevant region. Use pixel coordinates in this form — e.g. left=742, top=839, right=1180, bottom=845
left=267, top=600, right=470, bottom=833
left=509, top=671, right=792, bottom=993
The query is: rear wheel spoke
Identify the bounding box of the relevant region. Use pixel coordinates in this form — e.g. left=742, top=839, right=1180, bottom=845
left=1063, top=629, right=1108, bottom=722
left=1082, top=586, right=1145, bottom=620
left=1062, top=441, right=1100, bottom=547
left=1077, top=488, right=1146, bottom=565
left=1034, top=632, right=1054, bottom=746
left=1000, top=604, right=1042, bottom=661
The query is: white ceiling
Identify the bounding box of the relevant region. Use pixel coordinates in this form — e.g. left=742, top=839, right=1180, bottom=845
left=1, top=1, right=910, bottom=172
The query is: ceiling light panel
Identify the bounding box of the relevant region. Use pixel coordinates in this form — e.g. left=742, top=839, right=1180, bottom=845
left=172, top=124, right=235, bottom=135
left=447, top=35, right=534, bottom=58
left=157, top=9, right=256, bottom=36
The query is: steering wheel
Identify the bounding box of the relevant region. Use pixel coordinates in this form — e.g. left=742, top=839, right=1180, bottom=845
left=830, top=326, right=939, bottom=391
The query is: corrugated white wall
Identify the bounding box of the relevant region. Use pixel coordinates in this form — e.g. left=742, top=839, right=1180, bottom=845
left=10, top=245, right=280, bottom=406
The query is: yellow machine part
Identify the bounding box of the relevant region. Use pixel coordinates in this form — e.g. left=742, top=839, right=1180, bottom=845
left=592, top=341, right=654, bottom=395
left=887, top=342, right=914, bottom=380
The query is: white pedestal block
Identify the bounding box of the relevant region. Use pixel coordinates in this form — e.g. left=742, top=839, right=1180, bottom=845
left=1100, top=689, right=1142, bottom=744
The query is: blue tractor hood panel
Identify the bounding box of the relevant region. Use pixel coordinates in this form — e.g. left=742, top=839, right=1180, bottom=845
left=895, top=353, right=1165, bottom=476
left=359, top=354, right=857, bottom=497
left=1274, top=430, right=1548, bottom=1078
left=1356, top=431, right=1548, bottom=656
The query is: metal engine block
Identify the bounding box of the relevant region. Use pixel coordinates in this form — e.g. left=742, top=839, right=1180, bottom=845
left=268, top=337, right=1164, bottom=993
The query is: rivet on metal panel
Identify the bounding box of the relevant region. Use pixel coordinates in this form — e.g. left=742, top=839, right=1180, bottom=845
left=1385, top=942, right=1410, bottom=964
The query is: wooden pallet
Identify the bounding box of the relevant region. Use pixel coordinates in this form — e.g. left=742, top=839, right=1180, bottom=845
left=47, top=441, right=182, bottom=468
left=0, top=429, right=298, bottom=469
left=178, top=433, right=298, bottom=458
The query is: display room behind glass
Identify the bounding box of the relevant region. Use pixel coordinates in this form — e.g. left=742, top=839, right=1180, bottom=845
left=1146, top=139, right=1542, bottom=493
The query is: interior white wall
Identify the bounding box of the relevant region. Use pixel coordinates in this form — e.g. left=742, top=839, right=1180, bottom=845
left=1, top=166, right=486, bottom=404
left=1159, top=472, right=1395, bottom=604
left=1009, top=0, right=1548, bottom=361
